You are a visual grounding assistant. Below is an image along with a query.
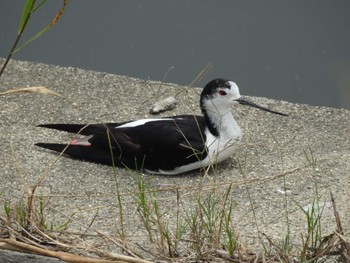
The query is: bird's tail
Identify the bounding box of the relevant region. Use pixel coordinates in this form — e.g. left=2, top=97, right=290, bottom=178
left=37, top=124, right=88, bottom=134
left=35, top=143, right=114, bottom=165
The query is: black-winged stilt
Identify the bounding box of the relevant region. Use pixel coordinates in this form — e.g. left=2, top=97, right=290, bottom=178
left=36, top=78, right=287, bottom=175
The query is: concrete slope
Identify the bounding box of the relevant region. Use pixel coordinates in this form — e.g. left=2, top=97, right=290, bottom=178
left=1, top=59, right=349, bottom=258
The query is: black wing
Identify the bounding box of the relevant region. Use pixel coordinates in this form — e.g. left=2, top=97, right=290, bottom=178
left=36, top=115, right=208, bottom=172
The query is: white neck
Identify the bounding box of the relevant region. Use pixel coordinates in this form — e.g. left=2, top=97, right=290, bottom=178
left=201, top=100, right=243, bottom=167
left=203, top=100, right=242, bottom=140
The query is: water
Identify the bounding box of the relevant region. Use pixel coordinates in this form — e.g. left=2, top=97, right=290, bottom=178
left=1, top=0, right=350, bottom=109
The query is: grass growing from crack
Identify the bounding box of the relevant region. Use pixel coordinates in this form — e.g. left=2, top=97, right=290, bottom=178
left=1, top=143, right=72, bottom=238
left=294, top=147, right=325, bottom=261
left=2, top=194, right=71, bottom=237
left=107, top=129, right=126, bottom=241
left=179, top=180, right=240, bottom=260
left=1, top=152, right=349, bottom=262
left=135, top=174, right=155, bottom=245
left=222, top=200, right=238, bottom=256
left=129, top=171, right=242, bottom=260
left=238, top=156, right=267, bottom=255
left=274, top=135, right=292, bottom=255
left=165, top=190, right=186, bottom=257
left=133, top=173, right=186, bottom=257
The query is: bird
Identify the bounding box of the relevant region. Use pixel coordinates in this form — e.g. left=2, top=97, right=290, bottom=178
left=36, top=78, right=287, bottom=175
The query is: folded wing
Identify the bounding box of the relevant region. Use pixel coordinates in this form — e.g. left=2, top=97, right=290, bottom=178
left=36, top=116, right=208, bottom=173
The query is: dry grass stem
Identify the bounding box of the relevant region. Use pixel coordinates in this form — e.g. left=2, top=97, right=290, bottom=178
left=0, top=86, right=63, bottom=97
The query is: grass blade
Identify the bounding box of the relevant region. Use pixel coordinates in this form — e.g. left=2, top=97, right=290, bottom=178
left=18, top=0, right=36, bottom=34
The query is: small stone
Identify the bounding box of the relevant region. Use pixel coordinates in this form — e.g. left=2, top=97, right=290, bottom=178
left=150, top=96, right=177, bottom=114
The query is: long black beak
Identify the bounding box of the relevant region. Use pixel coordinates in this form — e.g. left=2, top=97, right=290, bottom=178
left=237, top=98, right=288, bottom=116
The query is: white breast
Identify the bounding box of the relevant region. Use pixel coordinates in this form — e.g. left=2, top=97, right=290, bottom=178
left=204, top=128, right=242, bottom=165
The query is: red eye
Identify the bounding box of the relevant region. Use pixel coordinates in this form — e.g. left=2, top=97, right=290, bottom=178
left=219, top=90, right=227, bottom=96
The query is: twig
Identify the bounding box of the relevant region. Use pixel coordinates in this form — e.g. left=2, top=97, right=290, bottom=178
left=96, top=231, right=142, bottom=259
left=174, top=63, right=213, bottom=98
left=0, top=238, right=124, bottom=263
left=331, top=193, right=350, bottom=261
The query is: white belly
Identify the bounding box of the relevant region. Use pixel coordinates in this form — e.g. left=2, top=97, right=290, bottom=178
left=205, top=130, right=242, bottom=165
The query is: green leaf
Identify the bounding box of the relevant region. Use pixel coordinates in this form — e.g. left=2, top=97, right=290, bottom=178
left=18, top=0, right=36, bottom=34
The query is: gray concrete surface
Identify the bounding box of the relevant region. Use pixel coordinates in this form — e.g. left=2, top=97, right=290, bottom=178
left=0, top=59, right=349, bottom=259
